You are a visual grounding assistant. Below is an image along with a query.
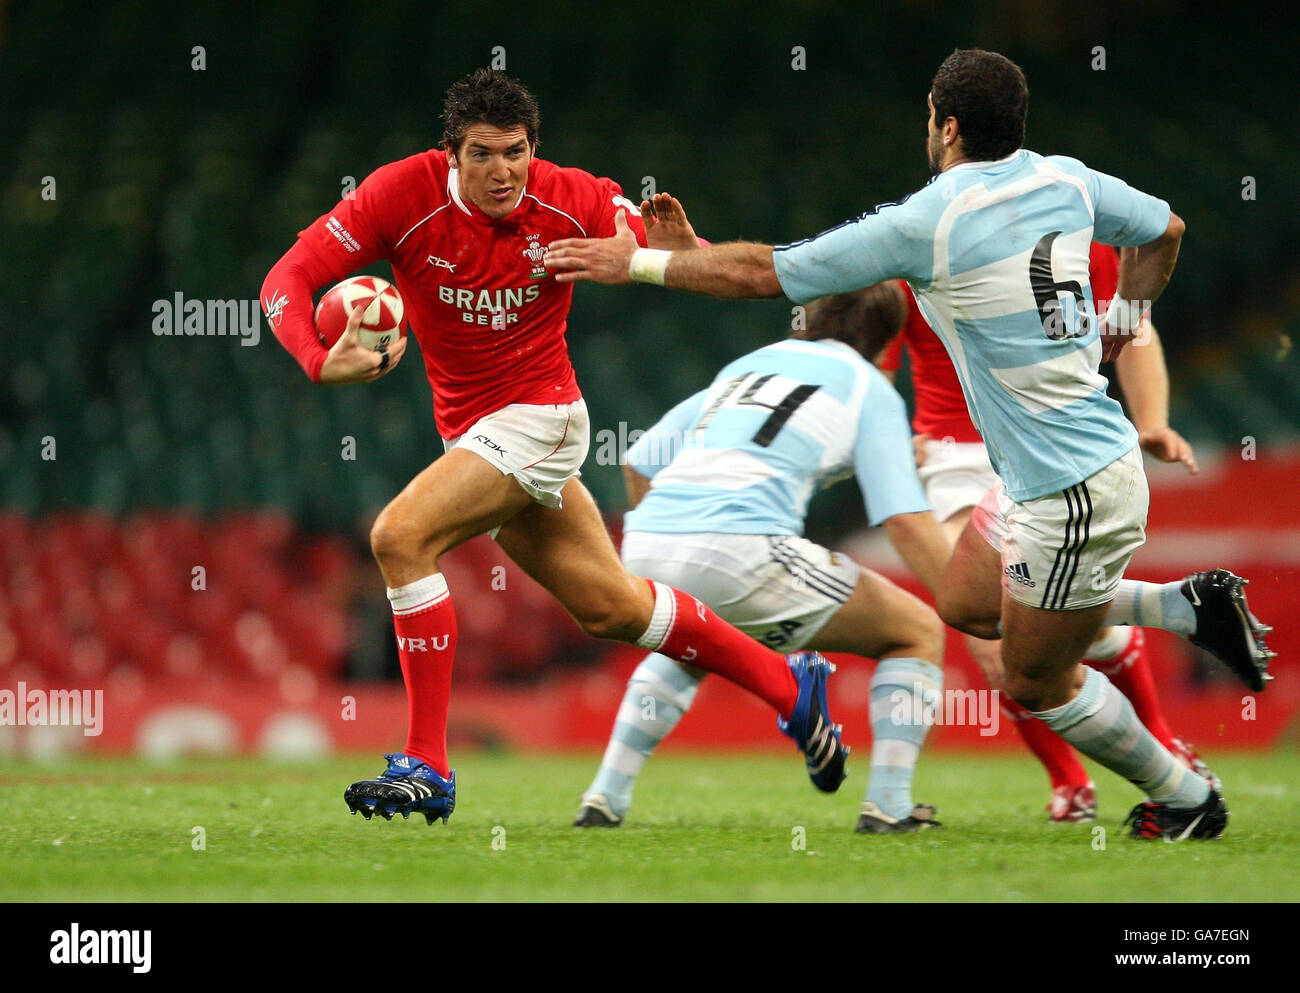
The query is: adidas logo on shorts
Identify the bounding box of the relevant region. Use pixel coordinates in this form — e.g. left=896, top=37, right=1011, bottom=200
left=1005, top=562, right=1036, bottom=588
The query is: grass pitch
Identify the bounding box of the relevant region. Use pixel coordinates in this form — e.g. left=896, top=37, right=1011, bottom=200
left=1, top=751, right=1296, bottom=902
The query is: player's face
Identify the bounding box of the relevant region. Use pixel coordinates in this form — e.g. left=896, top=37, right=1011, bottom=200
left=926, top=94, right=944, bottom=173
left=450, top=124, right=533, bottom=219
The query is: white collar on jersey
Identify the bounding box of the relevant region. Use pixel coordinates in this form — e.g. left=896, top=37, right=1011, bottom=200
left=447, top=166, right=528, bottom=218
left=943, top=148, right=1024, bottom=174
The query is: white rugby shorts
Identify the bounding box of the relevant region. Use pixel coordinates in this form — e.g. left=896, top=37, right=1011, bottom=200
left=621, top=531, right=861, bottom=651
left=972, top=445, right=1149, bottom=610
left=917, top=439, right=998, bottom=523
left=445, top=399, right=589, bottom=509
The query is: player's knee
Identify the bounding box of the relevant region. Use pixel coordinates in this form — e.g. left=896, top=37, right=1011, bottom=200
left=896, top=604, right=945, bottom=666
left=1001, top=669, right=1050, bottom=712
left=369, top=506, right=430, bottom=570
left=937, top=589, right=997, bottom=640
left=917, top=606, right=946, bottom=666
left=564, top=581, right=646, bottom=642
left=576, top=602, right=643, bottom=642
left=936, top=588, right=972, bottom=633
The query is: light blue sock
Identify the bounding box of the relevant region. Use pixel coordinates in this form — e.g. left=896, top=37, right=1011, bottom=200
left=1106, top=580, right=1196, bottom=636
left=867, top=658, right=943, bottom=820
left=1033, top=667, right=1209, bottom=809
left=584, top=653, right=702, bottom=817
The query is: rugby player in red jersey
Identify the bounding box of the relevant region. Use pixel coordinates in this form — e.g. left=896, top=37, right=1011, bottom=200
left=879, top=243, right=1216, bottom=822
left=260, top=69, right=848, bottom=824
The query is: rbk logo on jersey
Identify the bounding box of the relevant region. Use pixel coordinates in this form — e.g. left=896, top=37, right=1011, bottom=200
left=427, top=255, right=457, bottom=273
left=1005, top=562, right=1036, bottom=588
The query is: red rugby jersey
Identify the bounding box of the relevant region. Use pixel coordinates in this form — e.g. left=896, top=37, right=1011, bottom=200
left=878, top=243, right=1121, bottom=443
left=261, top=149, right=648, bottom=438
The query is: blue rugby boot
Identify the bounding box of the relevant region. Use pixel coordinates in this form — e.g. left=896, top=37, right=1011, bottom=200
left=776, top=651, right=849, bottom=793
left=344, top=753, right=456, bottom=825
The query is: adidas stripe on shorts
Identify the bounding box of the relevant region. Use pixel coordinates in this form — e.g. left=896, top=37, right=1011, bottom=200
left=972, top=445, right=1149, bottom=610
left=621, top=531, right=861, bottom=651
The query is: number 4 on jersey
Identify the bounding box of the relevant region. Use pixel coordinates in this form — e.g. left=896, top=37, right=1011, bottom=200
left=694, top=373, right=821, bottom=448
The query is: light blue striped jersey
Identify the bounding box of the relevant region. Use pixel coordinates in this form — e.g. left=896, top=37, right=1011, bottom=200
left=772, top=149, right=1170, bottom=501
left=623, top=338, right=928, bottom=536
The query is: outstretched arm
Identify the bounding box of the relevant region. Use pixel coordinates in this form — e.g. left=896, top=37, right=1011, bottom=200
left=550, top=190, right=932, bottom=304
left=660, top=241, right=783, bottom=297
left=547, top=213, right=782, bottom=297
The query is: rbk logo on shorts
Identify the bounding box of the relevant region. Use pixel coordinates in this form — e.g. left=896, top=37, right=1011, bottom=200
left=473, top=434, right=507, bottom=456
left=1006, top=562, right=1037, bottom=588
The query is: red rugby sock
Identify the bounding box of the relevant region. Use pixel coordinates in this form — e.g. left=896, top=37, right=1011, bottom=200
left=638, top=581, right=798, bottom=717
left=389, top=574, right=457, bottom=777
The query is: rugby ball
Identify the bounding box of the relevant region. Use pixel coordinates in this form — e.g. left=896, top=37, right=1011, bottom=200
left=314, top=275, right=405, bottom=350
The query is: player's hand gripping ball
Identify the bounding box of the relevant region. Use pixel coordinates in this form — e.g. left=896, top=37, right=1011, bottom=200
left=314, top=276, right=405, bottom=350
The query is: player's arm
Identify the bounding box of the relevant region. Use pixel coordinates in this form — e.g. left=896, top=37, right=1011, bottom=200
left=622, top=390, right=709, bottom=508
left=871, top=327, right=935, bottom=469
left=262, top=242, right=407, bottom=385
left=1112, top=319, right=1198, bottom=473
left=549, top=213, right=781, bottom=296
left=622, top=464, right=652, bottom=509
left=260, top=168, right=407, bottom=385
left=854, top=376, right=945, bottom=595
left=881, top=511, right=950, bottom=598
left=548, top=194, right=928, bottom=304
left=1103, top=216, right=1184, bottom=361
left=1088, top=166, right=1186, bottom=360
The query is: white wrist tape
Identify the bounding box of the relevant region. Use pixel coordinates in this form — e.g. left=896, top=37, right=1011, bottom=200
left=629, top=248, right=672, bottom=286
left=1104, top=296, right=1147, bottom=332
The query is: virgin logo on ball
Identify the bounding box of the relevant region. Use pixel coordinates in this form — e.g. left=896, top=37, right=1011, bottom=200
left=314, top=276, right=406, bottom=350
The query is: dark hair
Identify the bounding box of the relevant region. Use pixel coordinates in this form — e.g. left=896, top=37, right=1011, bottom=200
left=930, top=49, right=1028, bottom=161
left=792, top=283, right=907, bottom=363
left=441, top=68, right=541, bottom=153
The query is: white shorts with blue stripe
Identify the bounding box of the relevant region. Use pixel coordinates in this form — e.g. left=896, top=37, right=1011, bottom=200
left=621, top=531, right=861, bottom=652
left=973, top=445, right=1149, bottom=610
